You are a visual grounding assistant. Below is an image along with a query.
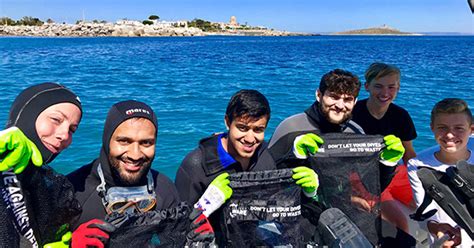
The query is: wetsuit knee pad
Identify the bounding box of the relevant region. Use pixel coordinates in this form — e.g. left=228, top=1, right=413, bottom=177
left=220, top=169, right=305, bottom=247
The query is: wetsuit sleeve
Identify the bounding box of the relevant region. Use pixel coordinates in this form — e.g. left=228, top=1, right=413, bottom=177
left=175, top=149, right=207, bottom=205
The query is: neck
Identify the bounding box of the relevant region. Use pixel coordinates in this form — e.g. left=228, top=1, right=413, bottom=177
left=220, top=135, right=250, bottom=171
left=435, top=149, right=471, bottom=165
left=366, top=99, right=389, bottom=120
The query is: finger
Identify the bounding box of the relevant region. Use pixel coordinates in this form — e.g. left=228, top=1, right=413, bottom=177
left=307, top=133, right=324, bottom=144
left=292, top=171, right=308, bottom=180
left=85, top=228, right=110, bottom=240
left=2, top=141, right=29, bottom=169
left=81, top=237, right=105, bottom=248
left=28, top=140, right=43, bottom=166
left=216, top=173, right=229, bottom=181
left=89, top=222, right=116, bottom=233
left=292, top=166, right=310, bottom=173
left=301, top=139, right=318, bottom=154
left=296, top=176, right=313, bottom=185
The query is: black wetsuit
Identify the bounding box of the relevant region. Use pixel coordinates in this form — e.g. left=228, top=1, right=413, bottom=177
left=67, top=150, right=180, bottom=230
left=175, top=134, right=277, bottom=244
left=268, top=101, right=395, bottom=192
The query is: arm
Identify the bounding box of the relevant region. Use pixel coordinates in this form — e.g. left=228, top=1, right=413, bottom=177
left=175, top=150, right=206, bottom=205
left=402, top=140, right=416, bottom=165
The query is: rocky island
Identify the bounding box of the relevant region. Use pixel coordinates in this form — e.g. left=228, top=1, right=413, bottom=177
left=332, top=24, right=422, bottom=36
left=0, top=15, right=313, bottom=37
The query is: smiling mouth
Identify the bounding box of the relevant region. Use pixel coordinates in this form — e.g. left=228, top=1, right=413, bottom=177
left=43, top=141, right=59, bottom=154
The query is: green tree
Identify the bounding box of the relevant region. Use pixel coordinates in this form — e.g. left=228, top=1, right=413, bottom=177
left=17, top=16, right=44, bottom=26
left=148, top=15, right=159, bottom=20
left=0, top=17, right=16, bottom=26
left=142, top=20, right=154, bottom=25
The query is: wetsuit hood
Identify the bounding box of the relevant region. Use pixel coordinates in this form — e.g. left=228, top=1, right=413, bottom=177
left=304, top=101, right=350, bottom=133
left=99, top=100, right=158, bottom=186
left=6, top=82, right=82, bottom=164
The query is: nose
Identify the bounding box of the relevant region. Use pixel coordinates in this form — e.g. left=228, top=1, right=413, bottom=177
left=445, top=130, right=455, bottom=139
left=127, top=142, right=143, bottom=160
left=243, top=131, right=256, bottom=144
left=55, top=124, right=70, bottom=142
left=334, top=99, right=345, bottom=109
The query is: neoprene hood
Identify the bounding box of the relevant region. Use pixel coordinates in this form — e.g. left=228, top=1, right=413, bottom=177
left=6, top=82, right=82, bottom=164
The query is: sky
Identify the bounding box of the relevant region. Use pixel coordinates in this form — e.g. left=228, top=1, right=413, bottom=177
left=0, top=0, right=473, bottom=33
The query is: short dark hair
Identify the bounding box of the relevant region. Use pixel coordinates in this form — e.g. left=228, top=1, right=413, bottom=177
left=431, top=98, right=473, bottom=125
left=225, top=89, right=270, bottom=123
left=319, top=69, right=361, bottom=98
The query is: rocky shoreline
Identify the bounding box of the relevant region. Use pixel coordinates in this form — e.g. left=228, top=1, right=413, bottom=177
left=0, top=23, right=310, bottom=37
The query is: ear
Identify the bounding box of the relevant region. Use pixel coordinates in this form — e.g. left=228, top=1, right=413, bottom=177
left=364, top=82, right=370, bottom=92
left=316, top=90, right=321, bottom=102
left=430, top=122, right=435, bottom=132
left=470, top=123, right=474, bottom=134
left=224, top=115, right=230, bottom=130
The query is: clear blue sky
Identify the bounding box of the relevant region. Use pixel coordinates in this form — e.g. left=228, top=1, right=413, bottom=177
left=1, top=0, right=473, bottom=33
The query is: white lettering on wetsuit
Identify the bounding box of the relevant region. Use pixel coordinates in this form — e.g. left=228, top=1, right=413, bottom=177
left=1, top=171, right=38, bottom=248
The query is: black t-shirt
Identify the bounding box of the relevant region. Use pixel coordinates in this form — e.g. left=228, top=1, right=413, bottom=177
left=352, top=99, right=417, bottom=141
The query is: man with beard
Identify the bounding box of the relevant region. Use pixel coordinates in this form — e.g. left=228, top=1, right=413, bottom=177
left=268, top=69, right=402, bottom=191
left=268, top=69, right=407, bottom=246
left=67, top=100, right=180, bottom=247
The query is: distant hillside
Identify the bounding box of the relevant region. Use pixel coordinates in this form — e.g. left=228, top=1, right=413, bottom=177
left=332, top=25, right=420, bottom=35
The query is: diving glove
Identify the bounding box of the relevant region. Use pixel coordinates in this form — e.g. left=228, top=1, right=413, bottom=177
left=43, top=232, right=72, bottom=248
left=186, top=207, right=215, bottom=245
left=292, top=166, right=319, bottom=198
left=72, top=219, right=116, bottom=248
left=380, top=135, right=405, bottom=166
left=195, top=172, right=232, bottom=217
left=293, top=133, right=324, bottom=159
left=0, top=127, right=43, bottom=174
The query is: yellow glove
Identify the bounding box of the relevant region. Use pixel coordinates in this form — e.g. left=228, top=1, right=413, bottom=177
left=0, top=127, right=43, bottom=173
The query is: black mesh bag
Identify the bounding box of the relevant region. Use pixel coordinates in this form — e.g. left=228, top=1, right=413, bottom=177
left=105, top=202, right=193, bottom=248
left=220, top=168, right=305, bottom=247
left=1, top=165, right=81, bottom=247
left=309, top=133, right=384, bottom=246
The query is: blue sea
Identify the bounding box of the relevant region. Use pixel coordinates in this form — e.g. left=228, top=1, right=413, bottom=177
left=1, top=36, right=473, bottom=179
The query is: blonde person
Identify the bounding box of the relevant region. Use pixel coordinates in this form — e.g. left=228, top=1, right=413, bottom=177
left=352, top=63, right=418, bottom=235
left=408, top=98, right=474, bottom=247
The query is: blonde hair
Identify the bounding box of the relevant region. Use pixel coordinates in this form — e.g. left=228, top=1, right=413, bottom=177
left=431, top=98, right=473, bottom=125
left=364, top=62, right=400, bottom=85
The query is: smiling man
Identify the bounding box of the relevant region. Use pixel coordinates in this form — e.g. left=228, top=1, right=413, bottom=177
left=175, top=89, right=277, bottom=243
left=67, top=100, right=179, bottom=247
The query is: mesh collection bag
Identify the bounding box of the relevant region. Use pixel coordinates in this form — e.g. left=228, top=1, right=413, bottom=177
left=220, top=168, right=304, bottom=247
left=309, top=133, right=384, bottom=246
left=1, top=165, right=81, bottom=247
left=105, top=202, right=194, bottom=248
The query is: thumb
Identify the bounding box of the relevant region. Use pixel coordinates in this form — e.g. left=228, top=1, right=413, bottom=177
left=28, top=140, right=43, bottom=166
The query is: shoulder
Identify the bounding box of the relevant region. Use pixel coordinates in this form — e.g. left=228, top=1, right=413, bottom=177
left=67, top=161, right=96, bottom=192
left=178, top=147, right=204, bottom=172
left=151, top=169, right=175, bottom=187
left=353, top=99, right=368, bottom=112
left=388, top=103, right=411, bottom=117
left=269, top=112, right=315, bottom=147
left=408, top=147, right=438, bottom=171
left=345, top=120, right=365, bottom=134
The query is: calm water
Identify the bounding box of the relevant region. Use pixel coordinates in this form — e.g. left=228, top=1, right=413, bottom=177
left=0, top=36, right=473, bottom=179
